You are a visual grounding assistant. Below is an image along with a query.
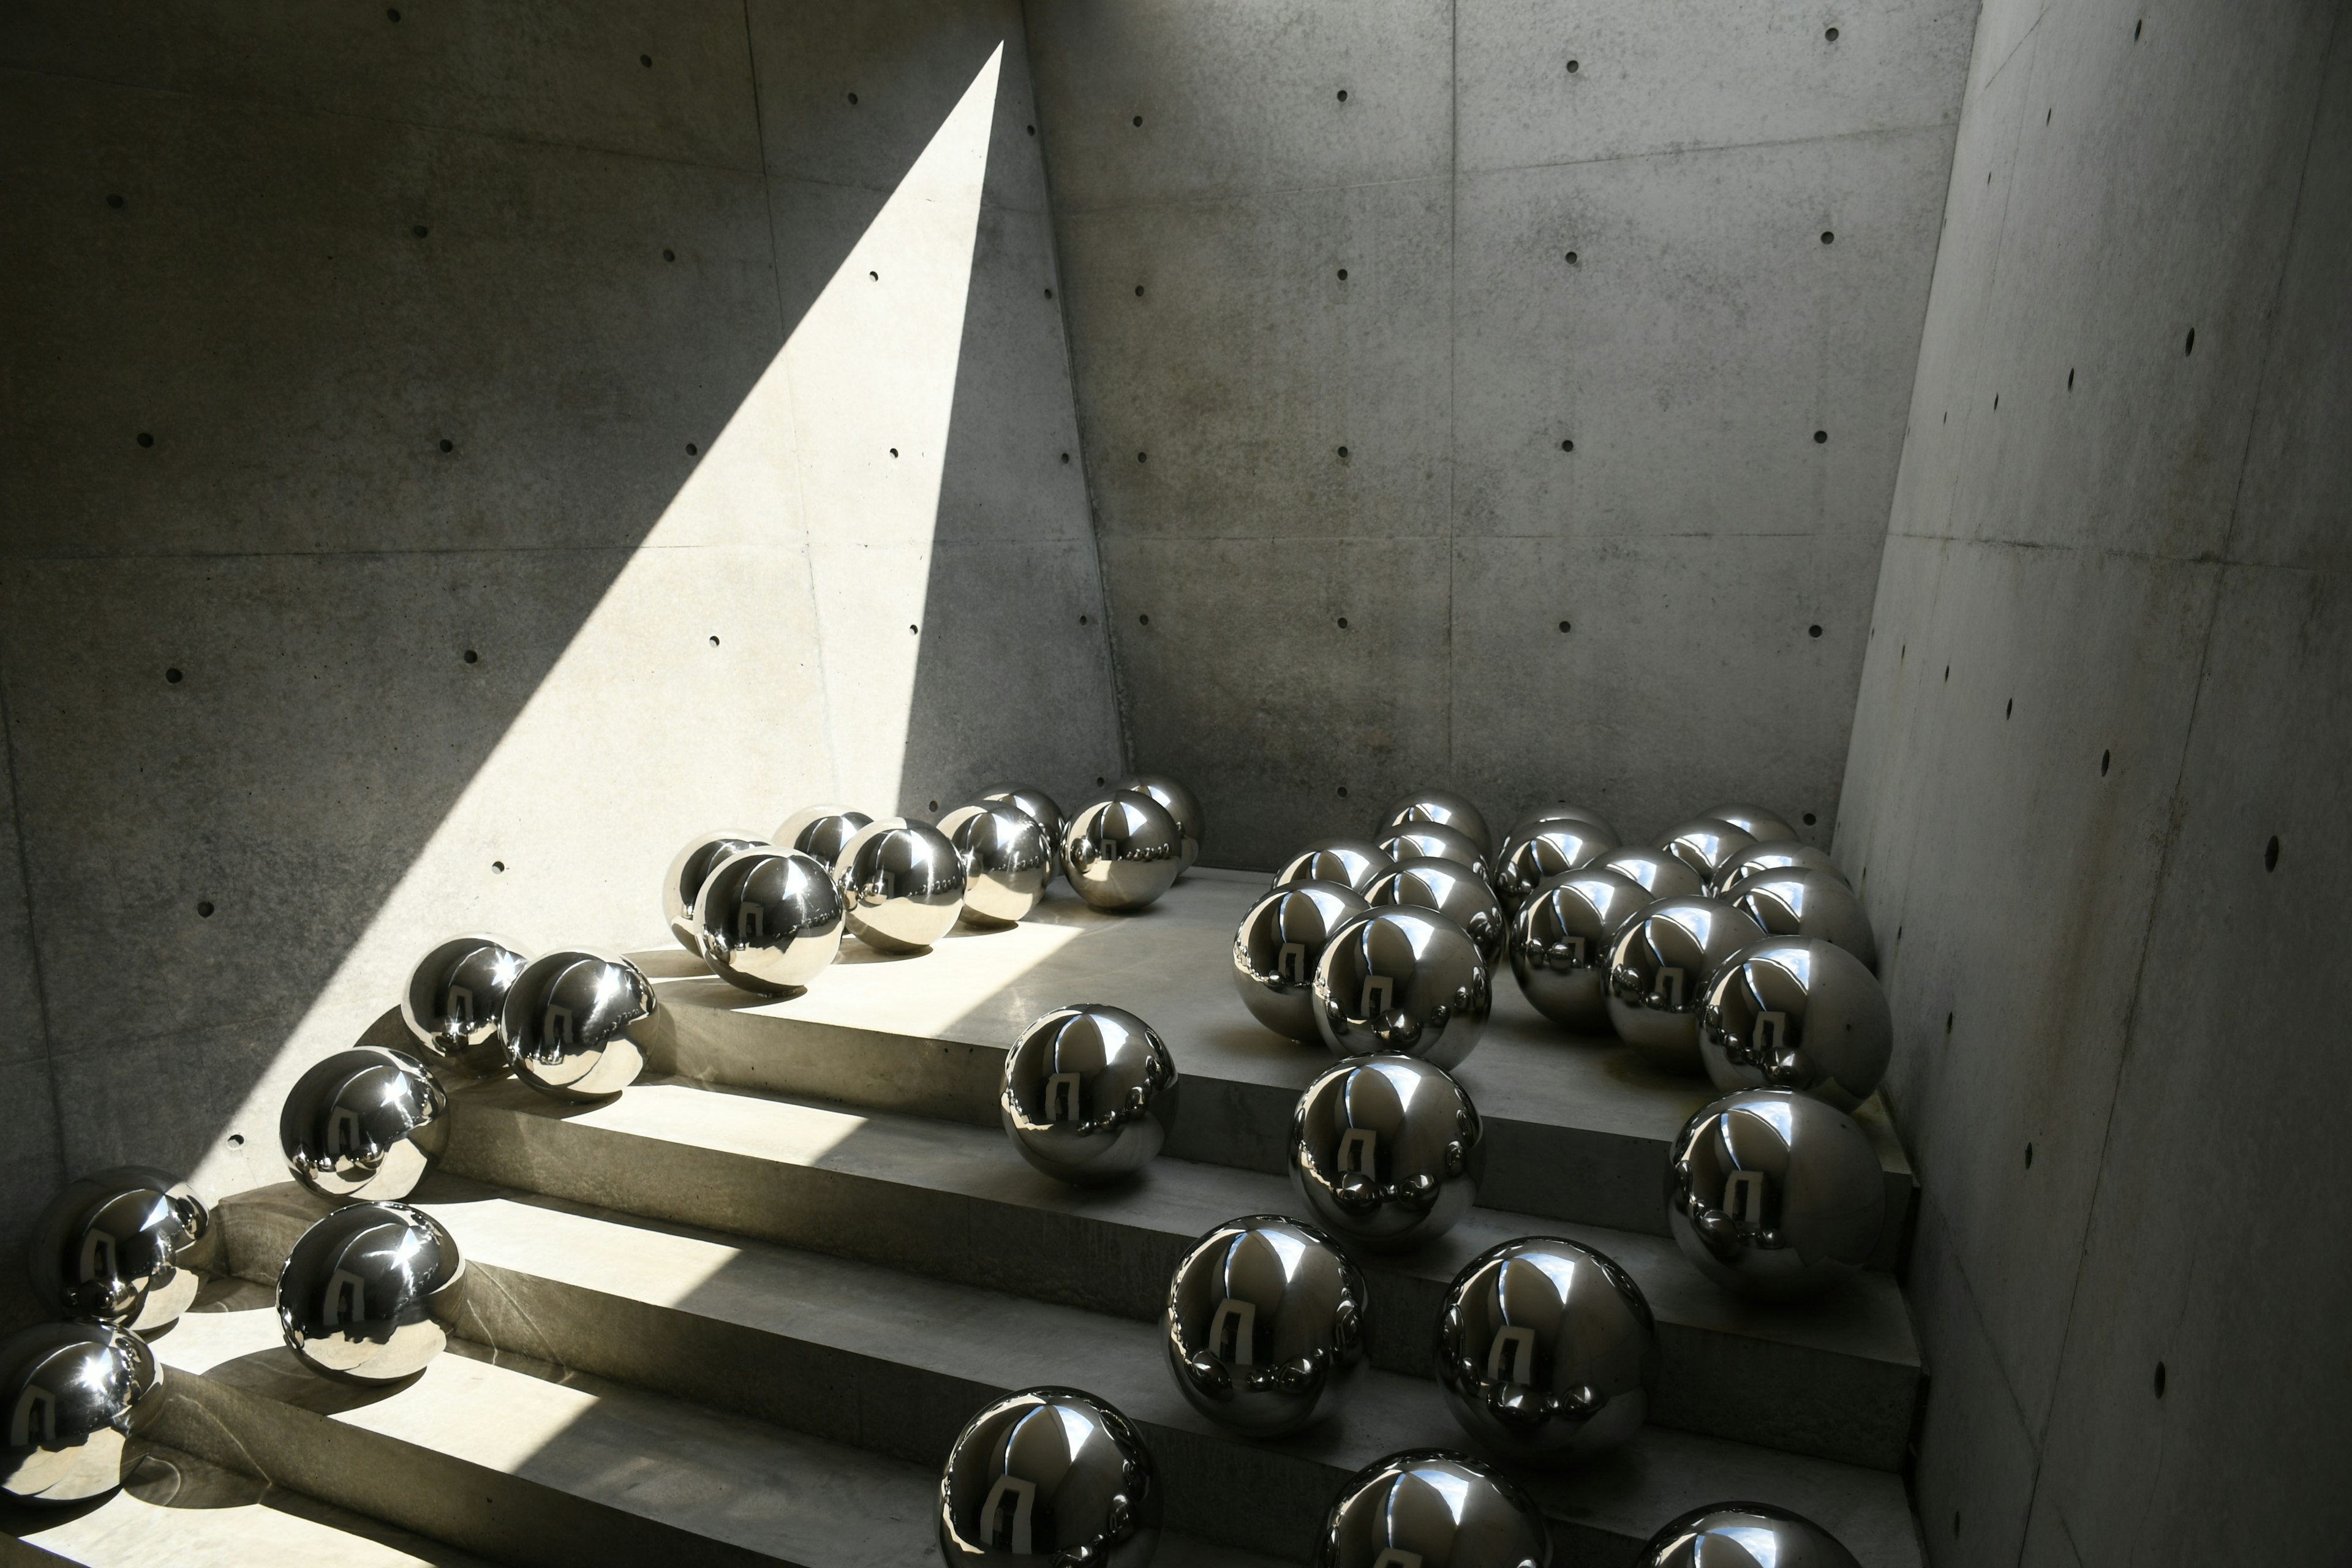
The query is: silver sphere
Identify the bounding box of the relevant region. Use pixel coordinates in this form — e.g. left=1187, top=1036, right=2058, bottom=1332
left=0, top=1322, right=160, bottom=1503
left=696, top=846, right=844, bottom=994
left=500, top=949, right=658, bottom=1101
left=1638, top=1502, right=1861, bottom=1568
left=1701, top=803, right=1798, bottom=845
left=938, top=1387, right=1159, bottom=1568
left=1722, top=867, right=1880, bottom=970
left=835, top=818, right=966, bottom=952
left=1699, top=938, right=1891, bottom=1110
left=27, top=1167, right=210, bottom=1334
left=1512, top=804, right=1621, bottom=843
left=1666, top=1088, right=1885, bottom=1300
left=978, top=786, right=1065, bottom=878
left=1063, top=793, right=1184, bottom=912
left=1434, top=1237, right=1659, bottom=1466
left=939, top=803, right=1054, bottom=928
left=1714, top=839, right=1849, bottom=896
left=1366, top=857, right=1507, bottom=965
left=1164, top=1215, right=1366, bottom=1436
left=773, top=805, right=873, bottom=869
left=1509, top=869, right=1651, bottom=1033
left=1376, top=823, right=1492, bottom=889
left=279, top=1046, right=450, bottom=1202
left=1291, top=1054, right=1485, bottom=1251
left=1273, top=839, right=1394, bottom=895
left=275, top=1200, right=465, bottom=1383
left=399, top=932, right=527, bottom=1078
left=1001, top=1005, right=1180, bottom=1185
left=1491, top=821, right=1615, bottom=914
left=1605, top=898, right=1767, bottom=1072
left=1314, top=907, right=1491, bottom=1068
left=1316, top=1450, right=1550, bottom=1568
left=1597, top=846, right=1706, bottom=900
left=1381, top=790, right=1494, bottom=858
left=1114, top=774, right=1203, bottom=873
left=1233, top=883, right=1371, bottom=1042
left=663, top=830, right=768, bottom=954
left=1656, top=818, right=1758, bottom=888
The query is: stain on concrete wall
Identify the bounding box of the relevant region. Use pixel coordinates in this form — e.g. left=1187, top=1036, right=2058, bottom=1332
left=1836, top=0, right=2352, bottom=1559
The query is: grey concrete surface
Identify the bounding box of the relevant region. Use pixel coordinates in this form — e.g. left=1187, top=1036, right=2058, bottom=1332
left=1835, top=0, right=2352, bottom=1561
left=1025, top=0, right=1978, bottom=867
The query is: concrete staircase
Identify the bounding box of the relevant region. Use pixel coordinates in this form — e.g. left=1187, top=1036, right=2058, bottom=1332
left=10, top=870, right=1927, bottom=1566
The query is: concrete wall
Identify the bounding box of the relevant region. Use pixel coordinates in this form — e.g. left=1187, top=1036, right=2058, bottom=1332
left=1025, top=0, right=1980, bottom=867
left=0, top=0, right=1118, bottom=1305
left=1836, top=0, right=2351, bottom=1559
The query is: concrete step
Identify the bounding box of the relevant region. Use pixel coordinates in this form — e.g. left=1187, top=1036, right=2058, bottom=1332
left=434, top=1077, right=1920, bottom=1469
left=628, top=871, right=1915, bottom=1263
left=208, top=1184, right=1923, bottom=1568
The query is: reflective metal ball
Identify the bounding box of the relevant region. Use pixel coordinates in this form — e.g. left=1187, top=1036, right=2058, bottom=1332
left=1314, top=907, right=1491, bottom=1068
left=0, top=1322, right=160, bottom=1503
left=1714, top=839, right=1849, bottom=896
left=1492, top=821, right=1616, bottom=914
left=663, top=831, right=768, bottom=954
left=1637, top=1502, right=1861, bottom=1568
left=1366, top=857, right=1507, bottom=965
left=1699, top=938, right=1891, bottom=1110
left=1316, top=1450, right=1550, bottom=1568
left=1434, top=1237, right=1659, bottom=1465
left=1164, top=1215, right=1366, bottom=1436
left=1376, top=823, right=1492, bottom=889
left=1597, top=846, right=1705, bottom=900
left=500, top=949, right=658, bottom=1101
left=835, top=818, right=966, bottom=952
left=773, top=805, right=873, bottom=869
left=1114, top=774, right=1202, bottom=873
left=938, top=803, right=1054, bottom=928
left=1509, top=869, right=1652, bottom=1033
left=1605, top=899, right=1767, bottom=1071
left=1666, top=1088, right=1885, bottom=1300
left=27, top=1167, right=209, bottom=1334
left=279, top=1046, right=450, bottom=1202
left=1722, top=867, right=1880, bottom=971
left=399, top=932, right=527, bottom=1078
left=977, top=785, right=1063, bottom=845
left=1001, top=1005, right=1180, bottom=1185
left=1273, top=839, right=1394, bottom=895
left=1291, top=1054, right=1485, bottom=1251
left=939, top=1387, right=1159, bottom=1568
left=695, top=846, right=844, bottom=994
left=1063, top=794, right=1185, bottom=912
left=1234, top=883, right=1371, bottom=1042
left=1656, top=818, right=1758, bottom=888
left=1701, top=803, right=1798, bottom=845
left=275, top=1200, right=466, bottom=1383
left=1513, top=804, right=1620, bottom=844
left=1381, top=791, right=1494, bottom=858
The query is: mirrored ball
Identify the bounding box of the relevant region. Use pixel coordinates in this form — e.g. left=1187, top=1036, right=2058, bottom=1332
left=835, top=818, right=966, bottom=952
left=1605, top=898, right=1767, bottom=1072
left=1291, top=1054, right=1485, bottom=1251
left=1597, top=847, right=1705, bottom=900
left=1114, top=774, right=1203, bottom=873
left=1164, top=1215, right=1366, bottom=1436
left=1273, top=839, right=1395, bottom=896
left=1001, top=1005, right=1180, bottom=1185
left=0, top=1322, right=159, bottom=1502
left=696, top=846, right=844, bottom=994
left=1722, top=867, right=1880, bottom=971
left=1666, top=1088, right=1886, bottom=1300
left=1509, top=869, right=1651, bottom=1033
left=1512, top=804, right=1621, bottom=844
left=1700, top=803, right=1798, bottom=845
left=279, top=1046, right=450, bottom=1202
left=500, top=949, right=658, bottom=1101
left=976, top=785, right=1064, bottom=846
left=28, top=1167, right=210, bottom=1334
left=275, top=1200, right=465, bottom=1383
left=1381, top=791, right=1494, bottom=858
left=399, top=932, right=527, bottom=1078
left=1492, top=822, right=1616, bottom=914
left=1234, top=882, right=1371, bottom=1042
left=1700, top=937, right=1892, bottom=1110
left=1064, top=794, right=1185, bottom=912
left=1314, top=907, right=1491, bottom=1068
left=938, top=1387, right=1159, bottom=1568
left=1376, top=823, right=1492, bottom=889
left=772, top=805, right=873, bottom=869
left=1316, top=1450, right=1550, bottom=1568
left=939, top=803, right=1054, bottom=928
left=1714, top=839, right=1849, bottom=896
left=1366, top=857, right=1508, bottom=964
left=1656, top=818, right=1759, bottom=888
left=1637, top=1503, right=1861, bottom=1568
left=663, top=830, right=769, bottom=954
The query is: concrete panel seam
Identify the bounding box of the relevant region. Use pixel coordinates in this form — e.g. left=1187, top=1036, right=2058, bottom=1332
left=1973, top=3, right=2051, bottom=101
left=0, top=647, right=64, bottom=1190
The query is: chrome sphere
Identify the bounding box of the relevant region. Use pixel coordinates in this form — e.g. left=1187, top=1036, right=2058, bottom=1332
left=1597, top=846, right=1705, bottom=900
left=27, top=1167, right=209, bottom=1333
left=940, top=1387, right=1159, bottom=1568
left=939, top=803, right=1054, bottom=928
left=1638, top=1502, right=1861, bottom=1568
left=1164, top=1215, right=1366, bottom=1436
left=1381, top=791, right=1494, bottom=858
left=1701, top=803, right=1798, bottom=845
left=1291, top=1055, right=1484, bottom=1251
left=1114, top=774, right=1202, bottom=873
left=1435, top=1237, right=1659, bottom=1466
left=279, top=1046, right=450, bottom=1202
left=1314, top=907, right=1491, bottom=1068
left=399, top=932, right=527, bottom=1078
left=773, top=805, right=873, bottom=869
left=1316, top=1450, right=1550, bottom=1568
left=1513, top=804, right=1621, bottom=843
left=1001, top=1005, right=1180, bottom=1185
left=1063, top=794, right=1184, bottom=913
left=1509, top=869, right=1651, bottom=1033
left=1714, top=839, right=1849, bottom=896
left=1656, top=818, right=1758, bottom=888
left=1234, top=883, right=1371, bottom=1042
left=1366, top=857, right=1507, bottom=964
left=1722, top=868, right=1880, bottom=971
left=0, top=1323, right=159, bottom=1502
left=1666, top=1089, right=1885, bottom=1300
left=1699, top=938, right=1891, bottom=1110
left=1376, top=823, right=1492, bottom=888
left=1273, top=839, right=1394, bottom=895
left=1491, top=821, right=1615, bottom=914
left=977, top=785, right=1063, bottom=845
left=835, top=818, right=966, bottom=952
left=663, top=830, right=768, bottom=954
left=696, top=846, right=844, bottom=994
left=1605, top=899, right=1767, bottom=1071
left=500, top=949, right=657, bottom=1101
left=276, top=1200, right=465, bottom=1383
